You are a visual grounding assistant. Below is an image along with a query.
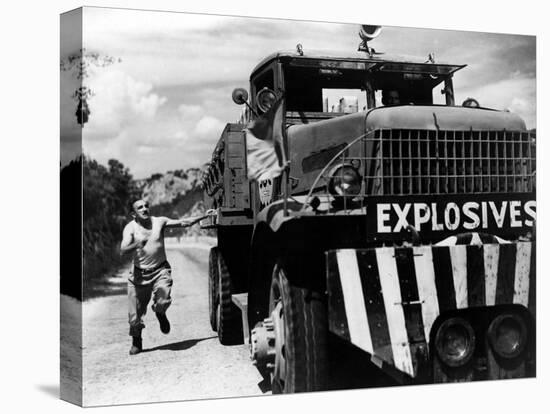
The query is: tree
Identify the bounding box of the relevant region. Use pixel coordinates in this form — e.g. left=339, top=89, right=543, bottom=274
left=60, top=48, right=121, bottom=126
left=81, top=156, right=139, bottom=298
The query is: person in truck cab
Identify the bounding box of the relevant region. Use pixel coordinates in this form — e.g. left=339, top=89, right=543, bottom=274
left=382, top=89, right=401, bottom=106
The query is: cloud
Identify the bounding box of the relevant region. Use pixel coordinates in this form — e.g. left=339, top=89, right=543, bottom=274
left=81, top=7, right=356, bottom=88
left=125, top=78, right=167, bottom=118
left=83, top=70, right=167, bottom=141
left=178, top=103, right=204, bottom=119
left=193, top=116, right=225, bottom=140
left=81, top=76, right=226, bottom=178
left=177, top=103, right=226, bottom=141
left=456, top=77, right=536, bottom=128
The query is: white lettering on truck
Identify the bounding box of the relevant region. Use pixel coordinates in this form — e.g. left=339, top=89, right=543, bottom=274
left=376, top=200, right=536, bottom=233
left=377, top=203, right=392, bottom=233
left=524, top=200, right=536, bottom=226
left=463, top=202, right=480, bottom=230
left=393, top=203, right=411, bottom=232
left=444, top=203, right=460, bottom=230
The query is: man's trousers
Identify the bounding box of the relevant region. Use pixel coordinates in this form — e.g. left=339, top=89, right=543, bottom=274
left=127, top=264, right=173, bottom=337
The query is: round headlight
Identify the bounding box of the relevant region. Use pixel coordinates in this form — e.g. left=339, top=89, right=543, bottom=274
left=328, top=165, right=362, bottom=196
left=488, top=314, right=527, bottom=359
left=256, top=87, right=277, bottom=113
left=435, top=317, right=476, bottom=367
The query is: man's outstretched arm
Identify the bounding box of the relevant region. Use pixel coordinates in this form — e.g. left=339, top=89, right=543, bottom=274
left=163, top=211, right=214, bottom=229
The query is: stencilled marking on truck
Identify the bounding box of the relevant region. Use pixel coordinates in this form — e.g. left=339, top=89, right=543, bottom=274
left=375, top=248, right=414, bottom=377
left=336, top=250, right=373, bottom=353
left=513, top=242, right=532, bottom=307
left=258, top=178, right=273, bottom=209
left=450, top=245, right=468, bottom=309
left=376, top=199, right=536, bottom=234
left=483, top=244, right=500, bottom=306
left=412, top=246, right=439, bottom=347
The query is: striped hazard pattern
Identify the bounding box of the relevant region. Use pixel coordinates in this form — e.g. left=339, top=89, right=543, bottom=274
left=326, top=242, right=535, bottom=378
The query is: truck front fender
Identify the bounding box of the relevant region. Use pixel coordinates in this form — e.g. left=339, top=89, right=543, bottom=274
left=247, top=201, right=328, bottom=329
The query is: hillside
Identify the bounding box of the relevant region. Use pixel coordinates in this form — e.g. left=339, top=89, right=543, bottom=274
left=138, top=167, right=212, bottom=237
left=138, top=168, right=202, bottom=207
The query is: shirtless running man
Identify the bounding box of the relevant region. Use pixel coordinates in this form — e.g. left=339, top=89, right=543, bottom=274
left=121, top=199, right=209, bottom=355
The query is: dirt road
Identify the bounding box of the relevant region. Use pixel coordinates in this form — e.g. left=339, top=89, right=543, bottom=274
left=79, top=241, right=267, bottom=406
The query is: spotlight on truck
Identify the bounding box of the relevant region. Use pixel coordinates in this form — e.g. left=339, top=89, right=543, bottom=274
left=435, top=317, right=476, bottom=367
left=488, top=314, right=528, bottom=359
left=328, top=165, right=362, bottom=197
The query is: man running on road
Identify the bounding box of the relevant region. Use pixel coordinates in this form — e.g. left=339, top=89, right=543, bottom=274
left=121, top=199, right=209, bottom=355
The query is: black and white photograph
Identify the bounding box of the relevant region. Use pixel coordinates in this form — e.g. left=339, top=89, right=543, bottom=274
left=0, top=0, right=532, bottom=414
left=36, top=1, right=545, bottom=412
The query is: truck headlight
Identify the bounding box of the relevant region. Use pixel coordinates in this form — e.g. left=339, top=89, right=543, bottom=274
left=435, top=317, right=476, bottom=367
left=488, top=314, right=527, bottom=359
left=328, top=165, right=362, bottom=196
left=256, top=87, right=277, bottom=113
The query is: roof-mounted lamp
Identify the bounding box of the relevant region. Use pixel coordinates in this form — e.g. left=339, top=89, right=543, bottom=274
left=358, top=25, right=382, bottom=57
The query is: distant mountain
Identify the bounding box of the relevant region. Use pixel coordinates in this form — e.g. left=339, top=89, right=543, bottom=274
left=138, top=168, right=203, bottom=207
left=138, top=167, right=213, bottom=236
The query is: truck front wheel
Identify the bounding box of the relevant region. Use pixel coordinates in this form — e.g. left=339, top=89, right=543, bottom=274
left=269, top=262, right=328, bottom=393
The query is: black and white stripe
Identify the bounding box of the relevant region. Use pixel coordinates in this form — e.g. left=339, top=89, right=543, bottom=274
left=327, top=240, right=535, bottom=378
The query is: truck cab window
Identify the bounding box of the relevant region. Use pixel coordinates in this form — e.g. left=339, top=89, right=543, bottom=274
left=252, top=68, right=275, bottom=104
left=285, top=66, right=368, bottom=113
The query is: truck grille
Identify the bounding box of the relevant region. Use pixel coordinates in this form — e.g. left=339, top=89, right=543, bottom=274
left=366, top=129, right=536, bottom=195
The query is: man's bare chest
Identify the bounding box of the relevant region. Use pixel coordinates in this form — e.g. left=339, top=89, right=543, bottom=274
left=134, top=219, right=163, bottom=242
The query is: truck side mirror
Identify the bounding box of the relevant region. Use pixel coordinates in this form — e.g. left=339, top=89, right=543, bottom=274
left=232, top=88, right=249, bottom=105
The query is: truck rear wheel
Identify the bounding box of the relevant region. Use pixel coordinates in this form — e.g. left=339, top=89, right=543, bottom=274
left=208, top=247, right=219, bottom=332
left=216, top=250, right=244, bottom=345
left=269, top=262, right=328, bottom=393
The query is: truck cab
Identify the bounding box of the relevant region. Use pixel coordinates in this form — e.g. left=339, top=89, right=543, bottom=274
left=247, top=48, right=462, bottom=123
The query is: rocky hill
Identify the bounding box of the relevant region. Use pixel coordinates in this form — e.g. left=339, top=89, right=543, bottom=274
left=137, top=167, right=212, bottom=237
left=138, top=168, right=202, bottom=205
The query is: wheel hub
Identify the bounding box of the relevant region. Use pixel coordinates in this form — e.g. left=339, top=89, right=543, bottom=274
left=250, top=300, right=286, bottom=379
left=251, top=317, right=276, bottom=373
left=270, top=301, right=286, bottom=382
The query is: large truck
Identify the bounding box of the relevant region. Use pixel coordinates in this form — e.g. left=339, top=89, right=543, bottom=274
left=202, top=26, right=536, bottom=393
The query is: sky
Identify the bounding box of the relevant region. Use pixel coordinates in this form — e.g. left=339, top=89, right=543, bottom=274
left=60, top=7, right=536, bottom=179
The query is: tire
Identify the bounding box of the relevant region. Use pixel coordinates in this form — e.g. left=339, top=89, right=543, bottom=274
left=208, top=247, right=219, bottom=332
left=270, top=262, right=328, bottom=393
left=216, top=250, right=244, bottom=345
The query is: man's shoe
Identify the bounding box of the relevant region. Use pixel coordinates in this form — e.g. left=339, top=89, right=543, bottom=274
left=129, top=336, right=142, bottom=355
left=156, top=312, right=170, bottom=334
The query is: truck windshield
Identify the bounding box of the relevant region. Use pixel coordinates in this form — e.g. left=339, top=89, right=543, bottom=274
left=285, top=66, right=368, bottom=113
left=284, top=62, right=451, bottom=112
left=322, top=88, right=367, bottom=113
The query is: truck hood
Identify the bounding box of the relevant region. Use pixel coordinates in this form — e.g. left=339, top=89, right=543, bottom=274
left=287, top=105, right=527, bottom=195
left=365, top=105, right=526, bottom=131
